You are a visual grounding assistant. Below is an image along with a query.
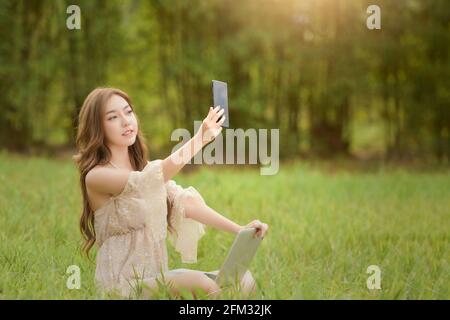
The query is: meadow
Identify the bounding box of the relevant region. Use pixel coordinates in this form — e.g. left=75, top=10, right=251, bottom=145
left=0, top=152, right=448, bottom=299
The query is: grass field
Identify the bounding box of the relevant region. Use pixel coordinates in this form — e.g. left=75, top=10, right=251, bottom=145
left=0, top=152, right=448, bottom=299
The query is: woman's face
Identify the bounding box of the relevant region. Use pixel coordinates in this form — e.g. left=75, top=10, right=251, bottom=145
left=102, top=94, right=138, bottom=147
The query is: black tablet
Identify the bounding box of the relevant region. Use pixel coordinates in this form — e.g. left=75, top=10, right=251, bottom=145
left=212, top=80, right=230, bottom=128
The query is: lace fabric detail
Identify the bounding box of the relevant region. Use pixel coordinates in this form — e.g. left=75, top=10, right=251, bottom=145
left=166, top=180, right=206, bottom=263
left=92, top=159, right=206, bottom=296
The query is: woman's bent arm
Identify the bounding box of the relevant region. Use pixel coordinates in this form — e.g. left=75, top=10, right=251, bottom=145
left=183, top=198, right=242, bottom=234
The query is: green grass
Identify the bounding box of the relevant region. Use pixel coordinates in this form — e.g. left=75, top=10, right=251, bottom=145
left=0, top=151, right=448, bottom=299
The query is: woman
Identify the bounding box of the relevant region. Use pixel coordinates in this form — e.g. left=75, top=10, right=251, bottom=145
left=73, top=87, right=269, bottom=299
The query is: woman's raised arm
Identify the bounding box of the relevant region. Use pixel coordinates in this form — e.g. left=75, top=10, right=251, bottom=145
left=161, top=105, right=225, bottom=182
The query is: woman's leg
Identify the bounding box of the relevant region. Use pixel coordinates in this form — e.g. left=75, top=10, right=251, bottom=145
left=208, top=269, right=257, bottom=298
left=141, top=269, right=256, bottom=299
left=239, top=270, right=257, bottom=298
left=143, top=269, right=222, bottom=299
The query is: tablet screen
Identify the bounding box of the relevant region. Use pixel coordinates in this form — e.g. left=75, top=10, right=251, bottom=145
left=212, top=80, right=230, bottom=128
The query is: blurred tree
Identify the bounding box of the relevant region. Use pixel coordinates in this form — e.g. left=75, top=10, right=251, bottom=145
left=0, top=0, right=447, bottom=163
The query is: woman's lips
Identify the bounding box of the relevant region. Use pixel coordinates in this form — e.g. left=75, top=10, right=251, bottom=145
left=122, top=129, right=134, bottom=137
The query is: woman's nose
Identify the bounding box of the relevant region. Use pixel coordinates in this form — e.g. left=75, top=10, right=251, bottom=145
left=121, top=115, right=130, bottom=126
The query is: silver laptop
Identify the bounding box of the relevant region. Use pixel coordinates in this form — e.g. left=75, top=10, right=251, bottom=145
left=204, top=227, right=263, bottom=286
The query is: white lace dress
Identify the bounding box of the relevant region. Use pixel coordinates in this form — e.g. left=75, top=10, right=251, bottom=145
left=93, top=159, right=207, bottom=297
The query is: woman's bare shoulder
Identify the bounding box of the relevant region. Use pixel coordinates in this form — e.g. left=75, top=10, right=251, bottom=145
left=86, top=165, right=131, bottom=196
left=85, top=164, right=113, bottom=183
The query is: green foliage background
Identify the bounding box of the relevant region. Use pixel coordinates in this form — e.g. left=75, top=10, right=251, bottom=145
left=0, top=0, right=448, bottom=162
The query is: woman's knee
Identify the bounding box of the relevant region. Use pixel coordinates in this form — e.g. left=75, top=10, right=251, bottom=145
left=169, top=271, right=221, bottom=298
left=240, top=270, right=256, bottom=295
left=194, top=273, right=221, bottom=297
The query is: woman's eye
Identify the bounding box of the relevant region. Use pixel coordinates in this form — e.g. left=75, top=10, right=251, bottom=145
left=107, top=111, right=131, bottom=120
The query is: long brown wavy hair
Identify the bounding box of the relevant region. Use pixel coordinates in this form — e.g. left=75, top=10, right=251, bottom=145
left=73, top=87, right=173, bottom=260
